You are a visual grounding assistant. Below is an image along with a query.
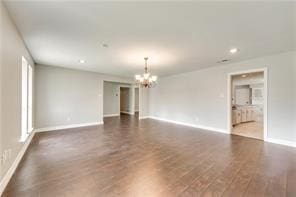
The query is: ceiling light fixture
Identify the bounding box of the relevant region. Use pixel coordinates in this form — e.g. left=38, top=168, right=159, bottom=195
left=230, top=48, right=239, bottom=54
left=135, top=57, right=157, bottom=88
left=242, top=74, right=247, bottom=78
left=79, top=59, right=85, bottom=64
left=102, top=44, right=109, bottom=48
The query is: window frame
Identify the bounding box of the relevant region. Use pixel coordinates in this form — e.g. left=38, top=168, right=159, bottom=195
left=20, top=56, right=33, bottom=142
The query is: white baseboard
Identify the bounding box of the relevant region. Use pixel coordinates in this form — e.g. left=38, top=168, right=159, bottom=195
left=148, top=116, right=228, bottom=134
left=103, top=114, right=120, bottom=118
left=34, top=121, right=104, bottom=132
left=139, top=116, right=149, bottom=120
left=148, top=116, right=296, bottom=148
left=266, top=138, right=296, bottom=148
left=0, top=132, right=35, bottom=195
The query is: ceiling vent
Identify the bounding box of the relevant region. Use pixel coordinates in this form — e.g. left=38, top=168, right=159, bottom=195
left=217, top=59, right=231, bottom=63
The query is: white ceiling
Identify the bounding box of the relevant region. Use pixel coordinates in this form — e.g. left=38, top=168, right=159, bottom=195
left=5, top=1, right=296, bottom=77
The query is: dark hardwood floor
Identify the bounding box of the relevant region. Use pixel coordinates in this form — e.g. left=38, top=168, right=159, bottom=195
left=3, top=114, right=296, bottom=197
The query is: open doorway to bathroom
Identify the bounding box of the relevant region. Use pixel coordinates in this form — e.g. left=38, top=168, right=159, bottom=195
left=229, top=69, right=267, bottom=140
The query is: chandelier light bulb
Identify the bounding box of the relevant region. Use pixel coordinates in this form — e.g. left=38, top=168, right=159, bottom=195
left=151, top=76, right=157, bottom=81
left=135, top=75, right=141, bottom=80
left=144, top=73, right=150, bottom=79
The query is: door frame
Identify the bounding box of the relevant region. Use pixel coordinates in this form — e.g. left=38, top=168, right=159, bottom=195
left=227, top=67, right=268, bottom=140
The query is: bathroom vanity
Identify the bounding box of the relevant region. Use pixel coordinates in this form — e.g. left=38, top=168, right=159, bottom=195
left=232, top=105, right=258, bottom=126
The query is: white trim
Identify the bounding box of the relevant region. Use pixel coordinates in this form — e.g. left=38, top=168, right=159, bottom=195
left=227, top=67, right=268, bottom=140
left=19, top=133, right=29, bottom=142
left=0, top=132, right=35, bottom=196
left=28, top=127, right=34, bottom=133
left=120, top=111, right=134, bottom=115
left=103, top=114, right=120, bottom=117
left=118, top=84, right=132, bottom=88
left=149, top=116, right=228, bottom=134
left=139, top=116, right=149, bottom=120
left=148, top=116, right=296, bottom=148
left=266, top=138, right=296, bottom=148
left=19, top=128, right=34, bottom=142
left=34, top=122, right=103, bottom=132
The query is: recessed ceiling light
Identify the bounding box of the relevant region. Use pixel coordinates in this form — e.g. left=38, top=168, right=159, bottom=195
left=242, top=74, right=247, bottom=78
left=230, top=48, right=239, bottom=54
left=79, top=59, right=85, bottom=64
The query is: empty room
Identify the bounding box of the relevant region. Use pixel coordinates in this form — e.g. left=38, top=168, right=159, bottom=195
left=1, top=1, right=296, bottom=197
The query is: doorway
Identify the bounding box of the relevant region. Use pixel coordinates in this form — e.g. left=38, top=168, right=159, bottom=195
left=228, top=69, right=267, bottom=140
left=120, top=87, right=131, bottom=115
left=134, top=87, right=139, bottom=116
left=103, top=81, right=140, bottom=120
left=103, top=81, right=135, bottom=118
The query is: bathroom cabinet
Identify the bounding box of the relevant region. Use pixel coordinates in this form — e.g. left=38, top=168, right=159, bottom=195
left=232, top=106, right=256, bottom=126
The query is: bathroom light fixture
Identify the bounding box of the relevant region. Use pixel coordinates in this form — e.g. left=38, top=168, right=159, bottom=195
left=79, top=59, right=85, bottom=64
left=135, top=57, right=157, bottom=88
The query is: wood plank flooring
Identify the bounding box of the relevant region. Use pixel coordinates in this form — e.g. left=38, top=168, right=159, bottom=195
left=232, top=121, right=263, bottom=140
left=2, top=114, right=296, bottom=197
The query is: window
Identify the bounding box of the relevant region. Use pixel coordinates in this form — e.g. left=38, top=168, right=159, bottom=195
left=28, top=64, right=33, bottom=133
left=20, top=56, right=33, bottom=142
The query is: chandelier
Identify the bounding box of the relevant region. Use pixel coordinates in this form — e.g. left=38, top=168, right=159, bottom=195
left=135, top=57, right=157, bottom=88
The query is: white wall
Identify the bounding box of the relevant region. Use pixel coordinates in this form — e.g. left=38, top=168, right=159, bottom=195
left=294, top=53, right=296, bottom=134
left=149, top=51, right=296, bottom=143
left=35, top=64, right=134, bottom=129
left=0, top=0, right=3, bottom=181
left=0, top=1, right=3, bottom=182
left=0, top=1, right=35, bottom=181
left=135, top=88, right=139, bottom=111
left=35, top=65, right=102, bottom=128
left=103, top=82, right=120, bottom=116
left=139, top=87, right=149, bottom=118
